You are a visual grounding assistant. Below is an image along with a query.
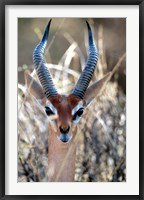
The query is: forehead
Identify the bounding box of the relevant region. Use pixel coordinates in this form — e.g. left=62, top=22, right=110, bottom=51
left=48, top=94, right=81, bottom=111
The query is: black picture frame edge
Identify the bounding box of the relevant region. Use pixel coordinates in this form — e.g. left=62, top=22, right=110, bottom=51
left=1, top=0, right=143, bottom=200
left=0, top=0, right=5, bottom=199
left=0, top=0, right=143, bottom=5
left=139, top=1, right=144, bottom=200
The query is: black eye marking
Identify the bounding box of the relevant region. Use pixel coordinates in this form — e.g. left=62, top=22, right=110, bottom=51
left=45, top=106, right=54, bottom=116
left=72, top=108, right=84, bottom=121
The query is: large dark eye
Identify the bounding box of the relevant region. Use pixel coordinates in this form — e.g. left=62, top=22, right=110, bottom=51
left=45, top=106, right=54, bottom=116
left=73, top=108, right=84, bottom=121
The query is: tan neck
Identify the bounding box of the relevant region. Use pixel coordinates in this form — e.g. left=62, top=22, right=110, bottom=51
left=47, top=124, right=77, bottom=182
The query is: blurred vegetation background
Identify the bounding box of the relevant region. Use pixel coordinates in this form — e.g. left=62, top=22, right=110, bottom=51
left=18, top=18, right=126, bottom=182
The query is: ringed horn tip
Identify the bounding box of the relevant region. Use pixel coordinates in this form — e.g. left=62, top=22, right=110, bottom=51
left=33, top=19, right=98, bottom=100
left=71, top=21, right=98, bottom=99
left=33, top=19, right=58, bottom=98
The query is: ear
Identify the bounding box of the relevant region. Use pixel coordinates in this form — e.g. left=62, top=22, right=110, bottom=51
left=83, top=72, right=112, bottom=107
left=24, top=70, right=46, bottom=105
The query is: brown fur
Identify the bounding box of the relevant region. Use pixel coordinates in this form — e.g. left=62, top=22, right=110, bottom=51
left=24, top=71, right=111, bottom=182
left=48, top=123, right=78, bottom=182
left=49, top=94, right=81, bottom=131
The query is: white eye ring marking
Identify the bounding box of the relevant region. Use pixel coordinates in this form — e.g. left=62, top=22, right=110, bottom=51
left=72, top=102, right=84, bottom=124
left=45, top=102, right=57, bottom=115
left=72, top=102, right=83, bottom=116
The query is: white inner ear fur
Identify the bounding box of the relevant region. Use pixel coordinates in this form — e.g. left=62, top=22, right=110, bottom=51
left=83, top=73, right=112, bottom=107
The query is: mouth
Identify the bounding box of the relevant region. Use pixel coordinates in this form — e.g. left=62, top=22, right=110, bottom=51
left=57, top=133, right=72, bottom=143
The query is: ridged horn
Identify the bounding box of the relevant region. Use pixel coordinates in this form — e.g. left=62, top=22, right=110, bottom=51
left=33, top=19, right=58, bottom=98
left=71, top=21, right=98, bottom=99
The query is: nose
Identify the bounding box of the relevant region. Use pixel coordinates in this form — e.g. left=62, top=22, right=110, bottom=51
left=59, top=126, right=70, bottom=134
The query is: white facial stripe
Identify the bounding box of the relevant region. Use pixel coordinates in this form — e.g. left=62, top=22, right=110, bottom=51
left=72, top=102, right=83, bottom=116
left=72, top=116, right=81, bottom=124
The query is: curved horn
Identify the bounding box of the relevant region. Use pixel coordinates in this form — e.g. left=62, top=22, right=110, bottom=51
left=71, top=21, right=98, bottom=99
left=33, top=19, right=58, bottom=98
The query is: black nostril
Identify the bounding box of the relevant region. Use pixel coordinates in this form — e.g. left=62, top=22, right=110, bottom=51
left=60, top=126, right=70, bottom=134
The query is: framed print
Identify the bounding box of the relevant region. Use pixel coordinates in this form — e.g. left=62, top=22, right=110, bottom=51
left=0, top=0, right=143, bottom=199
